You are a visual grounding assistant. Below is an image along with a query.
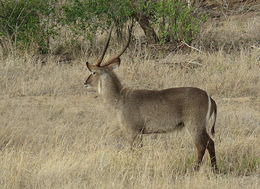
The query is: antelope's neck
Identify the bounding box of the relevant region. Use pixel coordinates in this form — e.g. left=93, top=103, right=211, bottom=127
left=100, top=71, right=123, bottom=108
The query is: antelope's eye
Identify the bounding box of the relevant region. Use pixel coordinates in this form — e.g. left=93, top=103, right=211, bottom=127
left=92, top=72, right=96, bottom=75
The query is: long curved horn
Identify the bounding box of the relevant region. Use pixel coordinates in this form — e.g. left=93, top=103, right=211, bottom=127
left=96, top=26, right=113, bottom=66
left=102, top=24, right=133, bottom=66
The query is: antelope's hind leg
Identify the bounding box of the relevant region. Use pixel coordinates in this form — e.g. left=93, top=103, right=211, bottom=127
left=206, top=135, right=218, bottom=172
left=193, top=129, right=217, bottom=171
left=194, top=132, right=207, bottom=171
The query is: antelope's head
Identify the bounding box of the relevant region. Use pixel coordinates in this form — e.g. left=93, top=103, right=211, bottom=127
left=84, top=25, right=132, bottom=92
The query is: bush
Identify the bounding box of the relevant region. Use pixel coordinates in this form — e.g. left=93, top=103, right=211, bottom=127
left=61, top=0, right=133, bottom=40
left=0, top=0, right=59, bottom=54
left=0, top=0, right=207, bottom=54
left=62, top=0, right=206, bottom=44
left=155, top=0, right=207, bottom=44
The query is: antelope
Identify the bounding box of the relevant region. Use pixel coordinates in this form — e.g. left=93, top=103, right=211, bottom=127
left=84, top=26, right=218, bottom=171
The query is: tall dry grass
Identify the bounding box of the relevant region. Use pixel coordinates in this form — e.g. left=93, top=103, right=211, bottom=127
left=194, top=12, right=260, bottom=51
left=0, top=46, right=259, bottom=188
left=0, top=11, right=260, bottom=189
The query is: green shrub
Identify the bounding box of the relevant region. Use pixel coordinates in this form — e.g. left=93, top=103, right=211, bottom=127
left=62, top=0, right=206, bottom=44
left=154, top=0, right=207, bottom=44
left=62, top=0, right=133, bottom=40
left=0, top=0, right=59, bottom=53
left=0, top=0, right=207, bottom=54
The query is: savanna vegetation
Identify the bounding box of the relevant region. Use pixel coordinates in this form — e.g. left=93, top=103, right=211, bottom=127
left=0, top=0, right=259, bottom=188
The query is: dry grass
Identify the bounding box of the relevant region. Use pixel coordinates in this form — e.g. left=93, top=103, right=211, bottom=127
left=0, top=10, right=260, bottom=188
left=0, top=46, right=259, bottom=188
left=194, top=12, right=260, bottom=51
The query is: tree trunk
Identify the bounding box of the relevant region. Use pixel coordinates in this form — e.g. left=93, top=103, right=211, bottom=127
left=133, top=13, right=159, bottom=44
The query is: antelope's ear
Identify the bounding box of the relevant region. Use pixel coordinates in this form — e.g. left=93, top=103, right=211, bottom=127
left=107, top=58, right=121, bottom=69
left=86, top=62, right=101, bottom=72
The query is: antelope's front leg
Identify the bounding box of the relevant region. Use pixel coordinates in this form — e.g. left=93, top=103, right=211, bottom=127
left=124, top=129, right=143, bottom=150
left=132, top=132, right=143, bottom=149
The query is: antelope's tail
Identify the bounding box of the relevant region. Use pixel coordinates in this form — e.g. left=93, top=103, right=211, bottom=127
left=210, top=97, right=217, bottom=136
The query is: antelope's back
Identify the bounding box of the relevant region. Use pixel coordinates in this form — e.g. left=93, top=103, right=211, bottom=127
left=120, top=87, right=209, bottom=132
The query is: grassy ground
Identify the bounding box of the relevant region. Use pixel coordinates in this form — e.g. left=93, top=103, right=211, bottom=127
left=0, top=9, right=260, bottom=189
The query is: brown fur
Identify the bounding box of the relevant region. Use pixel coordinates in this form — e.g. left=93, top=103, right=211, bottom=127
left=85, top=62, right=218, bottom=171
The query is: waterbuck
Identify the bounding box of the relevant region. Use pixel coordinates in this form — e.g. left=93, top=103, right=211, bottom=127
left=84, top=26, right=218, bottom=171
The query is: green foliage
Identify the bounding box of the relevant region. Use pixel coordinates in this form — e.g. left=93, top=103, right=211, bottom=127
left=0, top=0, right=59, bottom=53
left=62, top=0, right=206, bottom=44
left=155, top=0, right=207, bottom=44
left=0, top=0, right=207, bottom=54
left=62, top=0, right=133, bottom=40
